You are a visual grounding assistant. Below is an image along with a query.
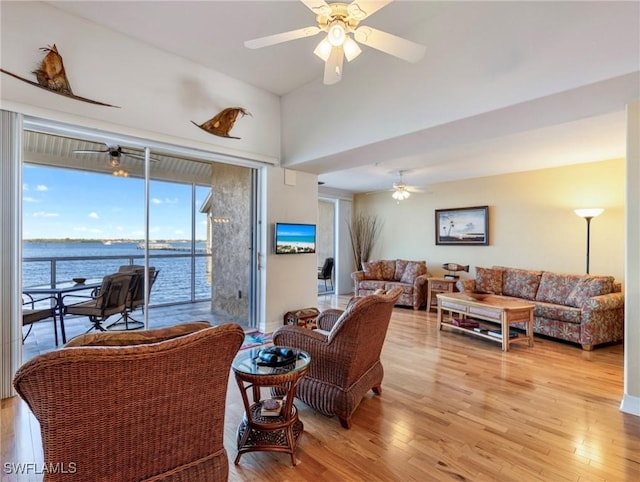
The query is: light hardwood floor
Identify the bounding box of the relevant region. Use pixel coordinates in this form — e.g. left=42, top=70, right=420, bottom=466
left=2, top=295, right=639, bottom=481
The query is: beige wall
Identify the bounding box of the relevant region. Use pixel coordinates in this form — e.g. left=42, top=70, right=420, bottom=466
left=355, top=159, right=625, bottom=283
left=317, top=200, right=335, bottom=268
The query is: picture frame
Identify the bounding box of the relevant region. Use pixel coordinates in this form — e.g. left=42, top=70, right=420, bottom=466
left=435, top=206, right=489, bottom=246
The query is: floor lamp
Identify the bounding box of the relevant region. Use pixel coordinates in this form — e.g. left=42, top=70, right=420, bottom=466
left=574, top=208, right=604, bottom=274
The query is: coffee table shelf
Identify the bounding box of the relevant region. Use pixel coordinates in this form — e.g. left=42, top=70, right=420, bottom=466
left=436, top=293, right=534, bottom=351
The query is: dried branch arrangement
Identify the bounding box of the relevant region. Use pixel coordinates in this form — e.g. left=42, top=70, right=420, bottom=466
left=348, top=214, right=383, bottom=271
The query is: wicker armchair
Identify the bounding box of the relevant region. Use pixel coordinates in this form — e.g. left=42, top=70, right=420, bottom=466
left=13, top=321, right=245, bottom=482
left=272, top=287, right=402, bottom=429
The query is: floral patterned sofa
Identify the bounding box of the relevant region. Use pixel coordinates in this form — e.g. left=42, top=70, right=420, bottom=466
left=456, top=266, right=624, bottom=350
left=351, top=259, right=429, bottom=310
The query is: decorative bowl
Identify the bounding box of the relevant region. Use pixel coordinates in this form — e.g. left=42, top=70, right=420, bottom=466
left=468, top=290, right=491, bottom=300
left=73, top=277, right=87, bottom=284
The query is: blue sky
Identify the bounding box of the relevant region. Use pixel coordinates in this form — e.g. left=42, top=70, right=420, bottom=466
left=22, top=165, right=208, bottom=240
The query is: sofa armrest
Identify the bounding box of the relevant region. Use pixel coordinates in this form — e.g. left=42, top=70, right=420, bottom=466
left=351, top=271, right=365, bottom=283
left=456, top=279, right=476, bottom=292
left=413, top=274, right=430, bottom=289
left=582, top=291, right=625, bottom=311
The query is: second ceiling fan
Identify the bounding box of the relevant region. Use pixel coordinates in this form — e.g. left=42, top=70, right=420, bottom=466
left=73, top=145, right=159, bottom=176
left=245, top=0, right=426, bottom=85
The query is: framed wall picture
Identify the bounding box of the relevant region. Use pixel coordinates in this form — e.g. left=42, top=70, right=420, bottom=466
left=435, top=206, right=489, bottom=246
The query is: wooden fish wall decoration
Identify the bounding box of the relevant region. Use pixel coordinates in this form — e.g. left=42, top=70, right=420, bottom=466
left=0, top=44, right=118, bottom=107
left=191, top=107, right=251, bottom=139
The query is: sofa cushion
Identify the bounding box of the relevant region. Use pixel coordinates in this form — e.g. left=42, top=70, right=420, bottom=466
left=533, top=302, right=581, bottom=324
left=400, top=261, right=427, bottom=284
left=566, top=276, right=615, bottom=308
left=501, top=268, right=542, bottom=300
left=475, top=267, right=503, bottom=295
left=363, top=261, right=383, bottom=280
left=384, top=281, right=414, bottom=295
left=358, top=279, right=387, bottom=291
left=535, top=272, right=582, bottom=305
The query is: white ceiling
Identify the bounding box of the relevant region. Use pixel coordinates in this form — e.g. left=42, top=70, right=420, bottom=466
left=48, top=0, right=640, bottom=195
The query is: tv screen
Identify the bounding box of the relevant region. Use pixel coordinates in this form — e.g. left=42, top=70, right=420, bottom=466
left=274, top=223, right=316, bottom=254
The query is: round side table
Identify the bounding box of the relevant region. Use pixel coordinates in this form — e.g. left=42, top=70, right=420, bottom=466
left=232, top=347, right=311, bottom=466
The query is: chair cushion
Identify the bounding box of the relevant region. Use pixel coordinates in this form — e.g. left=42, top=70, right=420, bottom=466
left=475, top=267, right=503, bottom=294
left=65, top=321, right=212, bottom=347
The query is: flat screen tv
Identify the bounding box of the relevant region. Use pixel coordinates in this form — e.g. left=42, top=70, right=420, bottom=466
left=274, top=223, right=316, bottom=254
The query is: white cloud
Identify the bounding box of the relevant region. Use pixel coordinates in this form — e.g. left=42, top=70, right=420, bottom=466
left=164, top=197, right=179, bottom=204
left=151, top=198, right=162, bottom=204
left=174, top=229, right=184, bottom=235
left=89, top=212, right=99, bottom=219
left=36, top=185, right=48, bottom=191
left=32, top=211, right=59, bottom=218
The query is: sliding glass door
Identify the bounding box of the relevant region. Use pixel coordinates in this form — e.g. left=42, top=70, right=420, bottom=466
left=18, top=119, right=258, bottom=362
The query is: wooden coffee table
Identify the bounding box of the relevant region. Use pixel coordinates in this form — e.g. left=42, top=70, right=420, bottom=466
left=436, top=292, right=534, bottom=351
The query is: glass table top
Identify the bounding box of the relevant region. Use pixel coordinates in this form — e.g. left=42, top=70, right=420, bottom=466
left=232, top=346, right=311, bottom=376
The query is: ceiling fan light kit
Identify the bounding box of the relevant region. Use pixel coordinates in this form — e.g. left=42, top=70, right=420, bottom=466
left=244, top=0, right=426, bottom=85
left=392, top=186, right=410, bottom=201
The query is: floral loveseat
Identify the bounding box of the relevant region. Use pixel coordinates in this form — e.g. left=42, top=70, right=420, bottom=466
left=351, top=259, right=429, bottom=310
left=456, top=266, right=624, bottom=350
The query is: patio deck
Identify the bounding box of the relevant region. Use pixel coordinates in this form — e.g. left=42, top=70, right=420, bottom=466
left=21, top=301, right=253, bottom=363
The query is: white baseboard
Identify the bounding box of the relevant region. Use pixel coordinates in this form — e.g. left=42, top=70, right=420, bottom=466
left=620, top=393, right=640, bottom=416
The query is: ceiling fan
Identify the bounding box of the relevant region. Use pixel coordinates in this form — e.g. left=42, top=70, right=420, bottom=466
left=391, top=170, right=421, bottom=201
left=244, top=0, right=426, bottom=85
left=72, top=145, right=159, bottom=176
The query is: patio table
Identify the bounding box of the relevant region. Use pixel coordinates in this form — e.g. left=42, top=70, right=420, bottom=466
left=23, top=279, right=102, bottom=345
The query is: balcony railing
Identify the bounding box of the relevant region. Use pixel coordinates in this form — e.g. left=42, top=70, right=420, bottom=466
left=23, top=252, right=212, bottom=307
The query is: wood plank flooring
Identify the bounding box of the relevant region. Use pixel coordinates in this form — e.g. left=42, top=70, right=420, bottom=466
left=3, top=295, right=639, bottom=481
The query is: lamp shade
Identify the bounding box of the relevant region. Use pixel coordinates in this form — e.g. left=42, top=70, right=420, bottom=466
left=574, top=208, right=604, bottom=218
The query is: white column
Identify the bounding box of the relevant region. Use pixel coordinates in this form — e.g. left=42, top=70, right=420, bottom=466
left=0, top=110, right=23, bottom=399
left=621, top=100, right=640, bottom=416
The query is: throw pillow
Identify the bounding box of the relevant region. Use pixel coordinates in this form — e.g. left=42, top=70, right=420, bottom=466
left=363, top=261, right=383, bottom=280
left=566, top=276, right=614, bottom=308
left=394, top=259, right=410, bottom=281
left=380, top=260, right=397, bottom=281
left=401, top=261, right=427, bottom=284
left=475, top=267, right=503, bottom=295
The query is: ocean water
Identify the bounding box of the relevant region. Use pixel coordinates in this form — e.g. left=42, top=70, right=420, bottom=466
left=23, top=241, right=211, bottom=305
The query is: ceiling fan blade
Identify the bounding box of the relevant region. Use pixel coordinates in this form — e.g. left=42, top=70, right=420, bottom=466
left=245, top=26, right=321, bottom=49
left=348, top=0, right=393, bottom=21
left=324, top=47, right=344, bottom=85
left=72, top=149, right=109, bottom=154
left=122, top=151, right=160, bottom=163
left=354, top=26, right=426, bottom=63
left=300, top=0, right=331, bottom=16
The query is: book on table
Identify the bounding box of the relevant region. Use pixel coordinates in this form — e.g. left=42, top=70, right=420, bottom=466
left=487, top=329, right=519, bottom=339
left=260, top=398, right=284, bottom=417
left=451, top=317, right=480, bottom=328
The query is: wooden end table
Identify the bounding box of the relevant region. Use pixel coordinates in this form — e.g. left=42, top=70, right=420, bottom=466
left=232, top=347, right=311, bottom=466
left=436, top=292, right=534, bottom=351
left=426, top=277, right=458, bottom=312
